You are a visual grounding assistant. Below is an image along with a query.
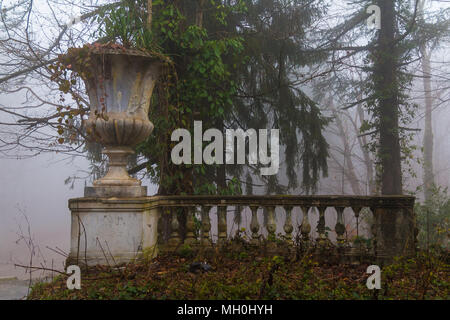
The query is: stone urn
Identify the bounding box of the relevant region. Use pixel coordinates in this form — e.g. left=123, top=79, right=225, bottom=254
left=62, top=44, right=166, bottom=197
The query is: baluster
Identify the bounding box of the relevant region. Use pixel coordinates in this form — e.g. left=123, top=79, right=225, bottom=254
left=168, top=208, right=181, bottom=249
left=283, top=206, right=293, bottom=244
left=335, top=207, right=346, bottom=246
left=351, top=206, right=363, bottom=259
left=351, top=206, right=362, bottom=240
left=157, top=208, right=164, bottom=245
left=367, top=207, right=377, bottom=255
left=234, top=205, right=242, bottom=238
left=316, top=206, right=327, bottom=243
left=218, top=205, right=227, bottom=245
left=250, top=205, right=260, bottom=244
left=156, top=207, right=167, bottom=253
left=300, top=206, right=311, bottom=242
left=370, top=206, right=380, bottom=257
left=369, top=206, right=377, bottom=243
left=266, top=206, right=276, bottom=240
left=185, top=206, right=197, bottom=245
left=201, top=205, right=212, bottom=246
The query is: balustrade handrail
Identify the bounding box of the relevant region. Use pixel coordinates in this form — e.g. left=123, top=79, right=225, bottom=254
left=70, top=194, right=415, bottom=210
left=144, top=194, right=415, bottom=209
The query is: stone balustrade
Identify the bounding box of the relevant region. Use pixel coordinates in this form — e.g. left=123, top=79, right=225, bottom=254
left=68, top=195, right=416, bottom=266
left=147, top=195, right=416, bottom=260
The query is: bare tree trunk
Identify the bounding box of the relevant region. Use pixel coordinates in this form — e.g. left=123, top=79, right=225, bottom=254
left=356, top=106, right=377, bottom=194
left=329, top=97, right=363, bottom=195
left=418, top=0, right=435, bottom=202
left=147, top=0, right=152, bottom=29
left=421, top=47, right=435, bottom=202
left=196, top=0, right=205, bottom=28
left=216, top=118, right=227, bottom=192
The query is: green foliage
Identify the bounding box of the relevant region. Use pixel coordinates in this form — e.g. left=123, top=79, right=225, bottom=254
left=87, top=0, right=330, bottom=196
left=352, top=236, right=373, bottom=250
left=28, top=248, right=449, bottom=300
left=415, top=186, right=450, bottom=249
left=178, top=244, right=195, bottom=258
left=238, top=251, right=249, bottom=260
left=93, top=0, right=247, bottom=196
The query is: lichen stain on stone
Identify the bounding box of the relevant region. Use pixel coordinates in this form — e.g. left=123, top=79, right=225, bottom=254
left=127, top=71, right=142, bottom=115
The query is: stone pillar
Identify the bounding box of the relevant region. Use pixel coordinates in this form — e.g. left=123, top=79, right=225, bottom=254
left=67, top=197, right=158, bottom=267
left=373, top=203, right=416, bottom=262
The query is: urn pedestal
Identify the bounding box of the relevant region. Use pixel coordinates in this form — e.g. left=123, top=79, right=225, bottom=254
left=67, top=197, right=159, bottom=266
left=84, top=147, right=148, bottom=198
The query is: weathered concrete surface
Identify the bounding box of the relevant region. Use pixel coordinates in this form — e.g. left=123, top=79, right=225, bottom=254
left=68, top=197, right=159, bottom=266
left=69, top=45, right=162, bottom=193
left=84, top=185, right=147, bottom=198
left=68, top=195, right=416, bottom=266
left=0, top=277, right=29, bottom=300
left=373, top=206, right=416, bottom=262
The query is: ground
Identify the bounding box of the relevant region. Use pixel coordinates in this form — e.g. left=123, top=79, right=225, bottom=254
left=27, top=245, right=449, bottom=300
left=0, top=278, right=29, bottom=300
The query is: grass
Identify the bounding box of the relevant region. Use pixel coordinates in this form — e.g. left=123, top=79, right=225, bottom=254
left=27, top=244, right=449, bottom=300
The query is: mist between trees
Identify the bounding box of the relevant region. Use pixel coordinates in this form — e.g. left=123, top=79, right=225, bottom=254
left=0, top=0, right=449, bottom=269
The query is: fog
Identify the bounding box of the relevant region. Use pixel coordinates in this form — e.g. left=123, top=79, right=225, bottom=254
left=0, top=0, right=448, bottom=280
left=0, top=152, right=157, bottom=279
left=0, top=154, right=82, bottom=278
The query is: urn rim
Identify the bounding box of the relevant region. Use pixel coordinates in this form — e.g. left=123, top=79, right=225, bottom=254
left=59, top=42, right=172, bottom=69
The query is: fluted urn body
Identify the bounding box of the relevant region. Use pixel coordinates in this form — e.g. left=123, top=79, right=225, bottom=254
left=63, top=44, right=164, bottom=196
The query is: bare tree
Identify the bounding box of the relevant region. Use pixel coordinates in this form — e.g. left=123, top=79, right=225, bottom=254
left=0, top=1, right=122, bottom=158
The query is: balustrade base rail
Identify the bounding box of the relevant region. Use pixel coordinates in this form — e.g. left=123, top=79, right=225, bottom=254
left=157, top=238, right=381, bottom=265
